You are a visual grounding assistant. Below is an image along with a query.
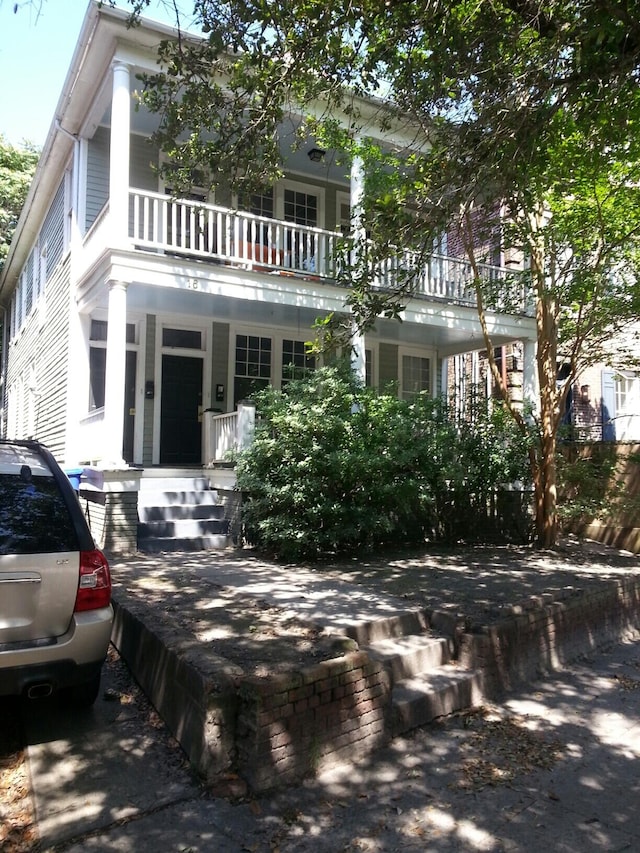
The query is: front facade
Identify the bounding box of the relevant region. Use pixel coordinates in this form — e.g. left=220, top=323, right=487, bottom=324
left=0, top=3, right=538, bottom=551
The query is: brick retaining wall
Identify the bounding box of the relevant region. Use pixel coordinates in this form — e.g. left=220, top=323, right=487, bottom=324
left=111, top=575, right=640, bottom=794
left=111, top=592, right=391, bottom=792
left=236, top=656, right=390, bottom=790
left=458, top=576, right=640, bottom=696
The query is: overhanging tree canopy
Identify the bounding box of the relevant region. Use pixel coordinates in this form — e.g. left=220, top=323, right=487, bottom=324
left=124, top=0, right=640, bottom=546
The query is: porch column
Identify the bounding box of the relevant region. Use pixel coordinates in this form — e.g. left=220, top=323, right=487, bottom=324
left=103, top=280, right=128, bottom=467
left=109, top=60, right=131, bottom=246
left=522, top=338, right=540, bottom=417
left=350, top=146, right=366, bottom=384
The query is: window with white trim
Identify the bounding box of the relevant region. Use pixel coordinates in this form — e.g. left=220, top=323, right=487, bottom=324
left=89, top=319, right=137, bottom=410
left=234, top=334, right=272, bottom=406
left=401, top=354, right=431, bottom=400
left=281, top=338, right=316, bottom=385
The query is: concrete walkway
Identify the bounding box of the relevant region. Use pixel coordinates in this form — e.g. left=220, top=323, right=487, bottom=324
left=25, top=636, right=640, bottom=851
left=20, top=540, right=640, bottom=850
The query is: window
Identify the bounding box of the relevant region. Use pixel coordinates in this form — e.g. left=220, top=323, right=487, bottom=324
left=162, top=327, right=202, bottom=349
left=88, top=320, right=137, bottom=410
left=284, top=189, right=318, bottom=228
left=236, top=189, right=276, bottom=251
left=89, top=347, right=106, bottom=410
left=0, top=471, right=78, bottom=555
left=37, top=244, right=48, bottom=329
left=282, top=339, right=315, bottom=384
left=402, top=355, right=431, bottom=400
left=284, top=188, right=318, bottom=272
left=25, top=253, right=34, bottom=317
left=615, top=373, right=637, bottom=413
left=337, top=192, right=351, bottom=236
left=16, top=278, right=24, bottom=333
left=234, top=334, right=271, bottom=405
left=10, top=292, right=16, bottom=341
left=249, top=189, right=274, bottom=220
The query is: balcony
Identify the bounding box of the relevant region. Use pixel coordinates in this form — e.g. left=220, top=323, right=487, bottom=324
left=127, top=189, right=531, bottom=315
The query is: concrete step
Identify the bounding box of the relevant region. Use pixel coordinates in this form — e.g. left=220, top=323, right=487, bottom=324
left=139, top=475, right=212, bottom=492
left=137, top=490, right=221, bottom=508
left=138, top=518, right=230, bottom=539
left=136, top=533, right=232, bottom=553
left=367, top=635, right=452, bottom=683
left=139, top=503, right=226, bottom=522
left=391, top=665, right=483, bottom=736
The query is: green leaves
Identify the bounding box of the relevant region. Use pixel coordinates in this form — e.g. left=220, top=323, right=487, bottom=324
left=235, top=363, right=531, bottom=559
left=0, top=135, right=39, bottom=271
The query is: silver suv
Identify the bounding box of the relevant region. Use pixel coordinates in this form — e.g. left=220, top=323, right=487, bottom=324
left=0, top=440, right=113, bottom=706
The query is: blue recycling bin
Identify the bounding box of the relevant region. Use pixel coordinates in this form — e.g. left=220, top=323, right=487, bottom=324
left=64, top=467, right=84, bottom=491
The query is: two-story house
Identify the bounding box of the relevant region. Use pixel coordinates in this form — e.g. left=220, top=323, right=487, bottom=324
left=0, top=1, right=538, bottom=553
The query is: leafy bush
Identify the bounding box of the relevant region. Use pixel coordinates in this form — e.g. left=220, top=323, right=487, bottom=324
left=235, top=362, right=532, bottom=559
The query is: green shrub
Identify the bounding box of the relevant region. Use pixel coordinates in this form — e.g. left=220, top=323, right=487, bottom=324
left=235, top=361, right=532, bottom=559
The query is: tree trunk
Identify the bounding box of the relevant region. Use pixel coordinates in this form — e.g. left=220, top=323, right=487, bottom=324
left=531, top=224, right=559, bottom=549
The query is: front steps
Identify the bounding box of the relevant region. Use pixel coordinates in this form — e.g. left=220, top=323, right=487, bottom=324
left=350, top=615, right=482, bottom=737
left=137, top=472, right=231, bottom=552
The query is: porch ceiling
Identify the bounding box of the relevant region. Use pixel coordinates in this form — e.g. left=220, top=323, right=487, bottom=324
left=93, top=276, right=529, bottom=355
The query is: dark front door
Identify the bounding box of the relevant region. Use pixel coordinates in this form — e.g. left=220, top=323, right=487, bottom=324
left=123, top=351, right=136, bottom=465
left=160, top=355, right=203, bottom=465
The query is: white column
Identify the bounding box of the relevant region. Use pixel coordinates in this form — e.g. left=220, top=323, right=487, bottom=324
left=522, top=338, right=540, bottom=417
left=350, top=147, right=366, bottom=385
left=103, top=280, right=128, bottom=467
left=109, top=61, right=131, bottom=246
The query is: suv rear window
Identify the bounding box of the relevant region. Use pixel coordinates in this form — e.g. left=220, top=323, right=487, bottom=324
left=0, top=468, right=79, bottom=555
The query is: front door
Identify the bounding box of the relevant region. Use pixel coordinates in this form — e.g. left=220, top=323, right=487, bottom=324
left=160, top=355, right=203, bottom=464
left=123, top=351, right=136, bottom=465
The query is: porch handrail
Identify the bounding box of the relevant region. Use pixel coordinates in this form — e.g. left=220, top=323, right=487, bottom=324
left=203, top=402, right=256, bottom=464
left=128, top=188, right=530, bottom=314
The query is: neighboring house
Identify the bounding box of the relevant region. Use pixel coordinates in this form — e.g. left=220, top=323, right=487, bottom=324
left=566, top=364, right=640, bottom=443
left=0, top=1, right=537, bottom=553
left=557, top=324, right=640, bottom=442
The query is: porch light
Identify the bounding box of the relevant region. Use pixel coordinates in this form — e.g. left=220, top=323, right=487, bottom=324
left=307, top=147, right=325, bottom=163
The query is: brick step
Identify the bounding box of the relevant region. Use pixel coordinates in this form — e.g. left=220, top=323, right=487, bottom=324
left=366, top=635, right=452, bottom=683
left=391, top=665, right=483, bottom=736
left=340, top=609, right=430, bottom=646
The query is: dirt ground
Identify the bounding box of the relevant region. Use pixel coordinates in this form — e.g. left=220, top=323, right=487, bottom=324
left=314, top=534, right=640, bottom=626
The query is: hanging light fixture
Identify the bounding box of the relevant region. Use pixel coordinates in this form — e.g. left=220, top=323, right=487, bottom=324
left=307, top=147, right=326, bottom=163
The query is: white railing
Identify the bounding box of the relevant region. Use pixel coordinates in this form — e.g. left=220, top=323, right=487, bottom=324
left=373, top=249, right=529, bottom=314
left=128, top=189, right=529, bottom=314
left=130, top=189, right=338, bottom=278
left=203, top=401, right=256, bottom=465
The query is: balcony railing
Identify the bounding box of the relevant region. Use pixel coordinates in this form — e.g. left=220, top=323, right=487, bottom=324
left=128, top=189, right=530, bottom=314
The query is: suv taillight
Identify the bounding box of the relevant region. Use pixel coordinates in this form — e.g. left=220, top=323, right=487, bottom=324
left=74, top=549, right=112, bottom=612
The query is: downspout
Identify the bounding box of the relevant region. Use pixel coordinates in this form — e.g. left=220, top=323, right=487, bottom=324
left=55, top=119, right=78, bottom=144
